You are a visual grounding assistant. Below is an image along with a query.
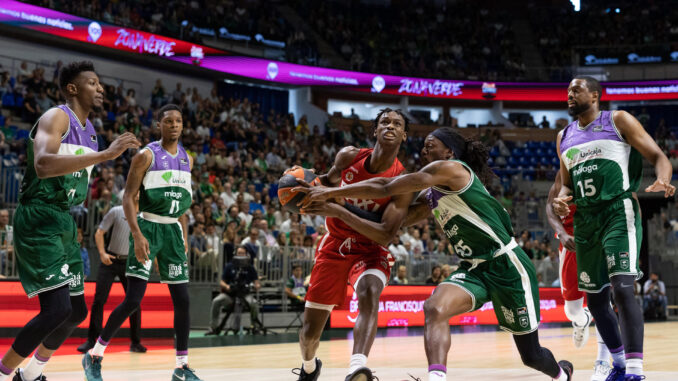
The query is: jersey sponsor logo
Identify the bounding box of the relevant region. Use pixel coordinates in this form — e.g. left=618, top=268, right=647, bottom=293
left=69, top=272, right=81, bottom=288
left=169, top=264, right=183, bottom=278
left=142, top=260, right=153, bottom=273
left=60, top=264, right=70, bottom=276
left=345, top=171, right=354, bottom=182
left=75, top=148, right=85, bottom=155
left=161, top=171, right=188, bottom=185
left=162, top=171, right=172, bottom=183
left=607, top=254, right=615, bottom=270
left=449, top=273, right=465, bottom=282
left=180, top=158, right=188, bottom=165
left=517, top=306, right=527, bottom=315
left=579, top=271, right=590, bottom=283
left=45, top=274, right=55, bottom=281
left=566, top=147, right=602, bottom=163
left=434, top=208, right=453, bottom=226
left=339, top=237, right=356, bottom=256
left=573, top=164, right=598, bottom=176
left=593, top=124, right=604, bottom=132
left=619, top=252, right=629, bottom=258
left=345, top=197, right=380, bottom=212
left=501, top=306, right=515, bottom=325
left=164, top=190, right=183, bottom=199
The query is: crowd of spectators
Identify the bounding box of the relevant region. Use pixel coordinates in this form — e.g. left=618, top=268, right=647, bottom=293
left=529, top=0, right=678, bottom=79
left=294, top=0, right=526, bottom=81
left=24, top=0, right=319, bottom=65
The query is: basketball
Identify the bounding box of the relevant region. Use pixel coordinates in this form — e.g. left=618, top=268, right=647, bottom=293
left=277, top=167, right=319, bottom=213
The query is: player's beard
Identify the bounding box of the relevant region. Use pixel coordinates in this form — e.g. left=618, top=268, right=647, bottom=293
left=567, top=102, right=590, bottom=116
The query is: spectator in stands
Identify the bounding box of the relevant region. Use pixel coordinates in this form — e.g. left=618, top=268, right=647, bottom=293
left=285, top=264, right=307, bottom=306
left=425, top=265, right=443, bottom=286
left=151, top=79, right=166, bottom=108
left=539, top=116, right=550, bottom=129
left=206, top=246, right=261, bottom=335
left=391, top=265, right=409, bottom=285
left=388, top=235, right=409, bottom=262
left=0, top=209, right=13, bottom=277
left=538, top=248, right=559, bottom=287
left=643, top=272, right=668, bottom=321
left=441, top=264, right=452, bottom=280
left=241, top=226, right=263, bottom=261
left=172, top=82, right=184, bottom=104
left=22, top=89, right=39, bottom=122
left=190, top=221, right=208, bottom=270
left=221, top=220, right=239, bottom=264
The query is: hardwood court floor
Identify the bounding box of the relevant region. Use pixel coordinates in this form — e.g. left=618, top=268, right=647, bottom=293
left=31, top=322, right=678, bottom=380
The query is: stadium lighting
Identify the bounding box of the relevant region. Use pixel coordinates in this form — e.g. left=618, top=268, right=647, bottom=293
left=570, top=0, right=581, bottom=12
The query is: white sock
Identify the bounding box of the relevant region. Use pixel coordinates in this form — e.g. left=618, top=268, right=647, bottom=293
left=23, top=353, right=50, bottom=380
left=91, top=337, right=108, bottom=357
left=610, top=349, right=626, bottom=368
left=348, top=353, right=367, bottom=374
left=0, top=372, right=9, bottom=381
left=302, top=358, right=317, bottom=373
left=553, top=366, right=568, bottom=380
left=626, top=358, right=643, bottom=375
left=428, top=370, right=446, bottom=381
left=565, top=298, right=588, bottom=327
left=176, top=354, right=188, bottom=368
left=595, top=326, right=611, bottom=363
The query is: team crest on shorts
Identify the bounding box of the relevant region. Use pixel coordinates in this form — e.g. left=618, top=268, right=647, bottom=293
left=579, top=271, right=591, bottom=283
left=620, top=259, right=629, bottom=269
left=519, top=316, right=529, bottom=328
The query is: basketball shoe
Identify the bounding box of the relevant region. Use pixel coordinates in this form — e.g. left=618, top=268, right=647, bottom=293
left=558, top=360, right=574, bottom=381
left=171, top=365, right=202, bottom=381
left=345, top=367, right=377, bottom=381
left=82, top=352, right=103, bottom=381
left=12, top=369, right=46, bottom=381
left=605, top=365, right=625, bottom=381
left=572, top=308, right=592, bottom=348
left=292, top=359, right=322, bottom=381
left=591, top=360, right=611, bottom=381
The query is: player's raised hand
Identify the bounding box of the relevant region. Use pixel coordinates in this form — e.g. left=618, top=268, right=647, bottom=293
left=105, top=132, right=141, bottom=159
left=552, top=195, right=572, bottom=217
left=133, top=233, right=150, bottom=264
left=293, top=179, right=331, bottom=207
left=645, top=178, right=676, bottom=198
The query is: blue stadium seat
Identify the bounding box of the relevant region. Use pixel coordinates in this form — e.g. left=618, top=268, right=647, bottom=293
left=1, top=93, right=14, bottom=107
left=512, top=147, right=523, bottom=157
left=0, top=114, right=4, bottom=127
left=551, top=157, right=559, bottom=166
left=487, top=157, right=494, bottom=167
left=535, top=148, right=544, bottom=157
left=15, top=129, right=29, bottom=140
left=489, top=147, right=499, bottom=158
left=518, top=157, right=527, bottom=166
left=540, top=157, right=550, bottom=166
left=507, top=157, right=517, bottom=167
left=15, top=96, right=23, bottom=106
left=529, top=157, right=538, bottom=166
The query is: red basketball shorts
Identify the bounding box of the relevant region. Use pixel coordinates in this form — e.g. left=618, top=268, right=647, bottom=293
left=305, top=234, right=393, bottom=307
left=559, top=245, right=584, bottom=301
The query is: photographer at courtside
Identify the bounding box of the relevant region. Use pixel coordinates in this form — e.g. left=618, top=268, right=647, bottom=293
left=206, top=246, right=261, bottom=335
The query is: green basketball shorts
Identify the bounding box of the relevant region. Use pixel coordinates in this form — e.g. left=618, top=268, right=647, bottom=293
left=13, top=203, right=84, bottom=298
left=126, top=215, right=188, bottom=283
left=441, top=245, right=540, bottom=334
left=574, top=196, right=642, bottom=292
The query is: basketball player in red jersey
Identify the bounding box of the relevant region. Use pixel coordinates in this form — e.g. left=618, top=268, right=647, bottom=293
left=547, top=172, right=612, bottom=381
left=292, top=109, right=415, bottom=381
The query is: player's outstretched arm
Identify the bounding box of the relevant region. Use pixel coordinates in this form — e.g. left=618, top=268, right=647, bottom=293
left=123, top=149, right=152, bottom=263
left=614, top=110, right=675, bottom=197
left=33, top=108, right=140, bottom=178
left=402, top=196, right=432, bottom=228
left=296, top=160, right=468, bottom=205
left=546, top=172, right=575, bottom=251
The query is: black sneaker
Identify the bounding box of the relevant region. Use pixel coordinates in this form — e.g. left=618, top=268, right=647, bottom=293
left=12, top=369, right=47, bottom=380
left=291, top=359, right=322, bottom=381
left=77, top=341, right=95, bottom=353
left=558, top=360, right=574, bottom=381
left=345, top=367, right=375, bottom=381
left=204, top=328, right=220, bottom=336
left=129, top=342, right=147, bottom=353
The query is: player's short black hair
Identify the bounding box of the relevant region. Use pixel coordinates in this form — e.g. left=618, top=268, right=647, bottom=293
left=157, top=103, right=182, bottom=121
left=59, top=61, right=96, bottom=94
left=373, top=108, right=410, bottom=132
left=573, top=75, right=603, bottom=102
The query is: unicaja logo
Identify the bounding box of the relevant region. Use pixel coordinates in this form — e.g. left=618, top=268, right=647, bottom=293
left=88, top=22, right=102, bottom=43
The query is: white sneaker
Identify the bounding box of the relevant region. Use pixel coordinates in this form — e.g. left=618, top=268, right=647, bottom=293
left=572, top=307, right=592, bottom=348
left=590, top=360, right=612, bottom=381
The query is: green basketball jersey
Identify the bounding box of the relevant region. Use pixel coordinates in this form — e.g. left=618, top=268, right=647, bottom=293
left=19, top=105, right=99, bottom=210
left=425, top=160, right=514, bottom=261
left=560, top=111, right=642, bottom=208
left=139, top=141, right=192, bottom=218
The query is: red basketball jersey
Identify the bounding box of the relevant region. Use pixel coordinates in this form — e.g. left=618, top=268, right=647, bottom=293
left=561, top=204, right=576, bottom=235
left=325, top=148, right=405, bottom=245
